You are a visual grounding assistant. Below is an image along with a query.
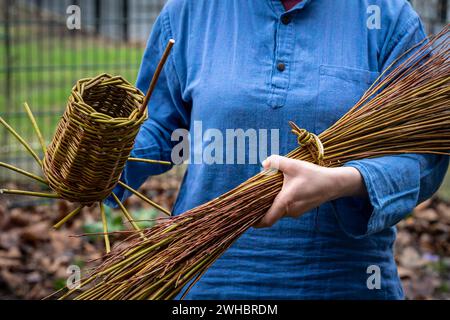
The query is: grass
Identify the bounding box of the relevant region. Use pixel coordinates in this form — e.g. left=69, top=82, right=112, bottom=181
left=83, top=206, right=159, bottom=237
left=0, top=26, right=143, bottom=134
left=438, top=171, right=450, bottom=201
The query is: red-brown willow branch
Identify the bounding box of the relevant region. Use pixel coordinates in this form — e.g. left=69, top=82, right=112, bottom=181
left=59, top=25, right=449, bottom=300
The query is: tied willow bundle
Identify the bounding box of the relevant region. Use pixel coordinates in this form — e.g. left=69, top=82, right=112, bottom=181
left=61, top=26, right=449, bottom=300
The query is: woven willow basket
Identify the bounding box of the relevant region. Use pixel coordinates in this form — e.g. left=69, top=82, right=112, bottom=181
left=0, top=40, right=175, bottom=253
left=42, top=73, right=147, bottom=204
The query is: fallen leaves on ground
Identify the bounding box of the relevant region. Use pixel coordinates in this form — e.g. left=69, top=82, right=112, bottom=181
left=395, top=198, right=450, bottom=299
left=0, top=168, right=448, bottom=299
left=0, top=169, right=182, bottom=299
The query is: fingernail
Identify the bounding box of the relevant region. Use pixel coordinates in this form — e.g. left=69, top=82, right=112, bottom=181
left=262, top=160, right=268, bottom=168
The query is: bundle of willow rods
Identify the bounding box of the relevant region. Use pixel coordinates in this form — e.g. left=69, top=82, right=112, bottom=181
left=60, top=26, right=449, bottom=300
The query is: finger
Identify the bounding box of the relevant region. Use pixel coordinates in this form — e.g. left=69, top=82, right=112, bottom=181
left=262, top=155, right=281, bottom=170
left=254, top=194, right=288, bottom=228
left=262, top=155, right=299, bottom=174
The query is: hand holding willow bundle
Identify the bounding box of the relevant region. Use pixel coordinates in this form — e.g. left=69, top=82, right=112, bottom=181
left=61, top=26, right=449, bottom=300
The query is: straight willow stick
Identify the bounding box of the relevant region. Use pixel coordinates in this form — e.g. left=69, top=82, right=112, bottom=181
left=0, top=117, right=42, bottom=166
left=127, top=157, right=172, bottom=166
left=0, top=161, right=47, bottom=185
left=111, top=192, right=143, bottom=234
left=118, top=181, right=171, bottom=216
left=139, top=39, right=175, bottom=116
left=100, top=202, right=111, bottom=253
left=0, top=189, right=60, bottom=199
left=53, top=206, right=83, bottom=229
left=23, top=102, right=47, bottom=154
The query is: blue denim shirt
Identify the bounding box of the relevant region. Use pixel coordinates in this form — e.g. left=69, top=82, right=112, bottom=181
left=106, top=0, right=448, bottom=299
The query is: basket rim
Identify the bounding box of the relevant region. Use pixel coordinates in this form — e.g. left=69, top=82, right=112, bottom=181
left=69, top=73, right=147, bottom=123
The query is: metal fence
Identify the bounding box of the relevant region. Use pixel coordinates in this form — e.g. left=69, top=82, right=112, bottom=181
left=0, top=0, right=448, bottom=183
left=410, top=0, right=448, bottom=33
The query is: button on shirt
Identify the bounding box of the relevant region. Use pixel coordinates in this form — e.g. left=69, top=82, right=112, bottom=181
left=277, top=62, right=286, bottom=71
left=106, top=0, right=448, bottom=299
left=281, top=14, right=292, bottom=24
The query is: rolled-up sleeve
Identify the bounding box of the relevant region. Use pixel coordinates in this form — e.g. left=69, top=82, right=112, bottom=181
left=104, top=9, right=189, bottom=208
left=334, top=154, right=448, bottom=238
left=333, top=11, right=449, bottom=238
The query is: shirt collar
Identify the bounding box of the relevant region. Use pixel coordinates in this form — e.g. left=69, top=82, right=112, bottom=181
left=269, top=0, right=312, bottom=15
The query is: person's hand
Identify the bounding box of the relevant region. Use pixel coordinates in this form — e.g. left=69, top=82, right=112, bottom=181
left=254, top=155, right=367, bottom=228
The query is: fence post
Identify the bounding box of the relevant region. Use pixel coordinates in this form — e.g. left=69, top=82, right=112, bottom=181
left=4, top=0, right=12, bottom=111
left=2, top=0, right=13, bottom=178
left=440, top=0, right=448, bottom=23
left=122, top=0, right=129, bottom=42
left=95, top=0, right=101, bottom=35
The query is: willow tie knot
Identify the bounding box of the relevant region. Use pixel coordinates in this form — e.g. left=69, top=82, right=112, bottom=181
left=288, top=121, right=325, bottom=165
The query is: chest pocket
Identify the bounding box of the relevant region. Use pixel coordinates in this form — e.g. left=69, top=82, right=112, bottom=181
left=315, top=65, right=380, bottom=134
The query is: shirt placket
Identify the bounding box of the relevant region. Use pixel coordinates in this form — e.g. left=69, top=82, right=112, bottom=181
left=268, top=12, right=295, bottom=109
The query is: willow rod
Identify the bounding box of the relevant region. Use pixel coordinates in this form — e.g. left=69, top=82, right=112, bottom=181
left=139, top=39, right=175, bottom=116
left=0, top=162, right=47, bottom=185
left=118, top=181, right=171, bottom=216
left=128, top=157, right=172, bottom=166
left=23, top=102, right=47, bottom=155
left=100, top=202, right=111, bottom=253
left=53, top=206, right=83, bottom=229
left=0, top=189, right=60, bottom=199
left=0, top=117, right=42, bottom=166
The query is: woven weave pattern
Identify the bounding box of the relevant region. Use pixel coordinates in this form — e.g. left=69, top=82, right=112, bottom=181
left=42, top=73, right=147, bottom=204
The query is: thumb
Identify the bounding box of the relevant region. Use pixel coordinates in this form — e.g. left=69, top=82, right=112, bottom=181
left=262, top=155, right=297, bottom=174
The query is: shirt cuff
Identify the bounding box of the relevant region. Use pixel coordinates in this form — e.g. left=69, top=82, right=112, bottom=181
left=331, top=158, right=420, bottom=238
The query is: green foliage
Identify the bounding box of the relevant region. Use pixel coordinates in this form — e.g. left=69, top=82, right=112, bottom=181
left=82, top=206, right=158, bottom=240
left=53, top=278, right=67, bottom=291
left=437, top=172, right=450, bottom=202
